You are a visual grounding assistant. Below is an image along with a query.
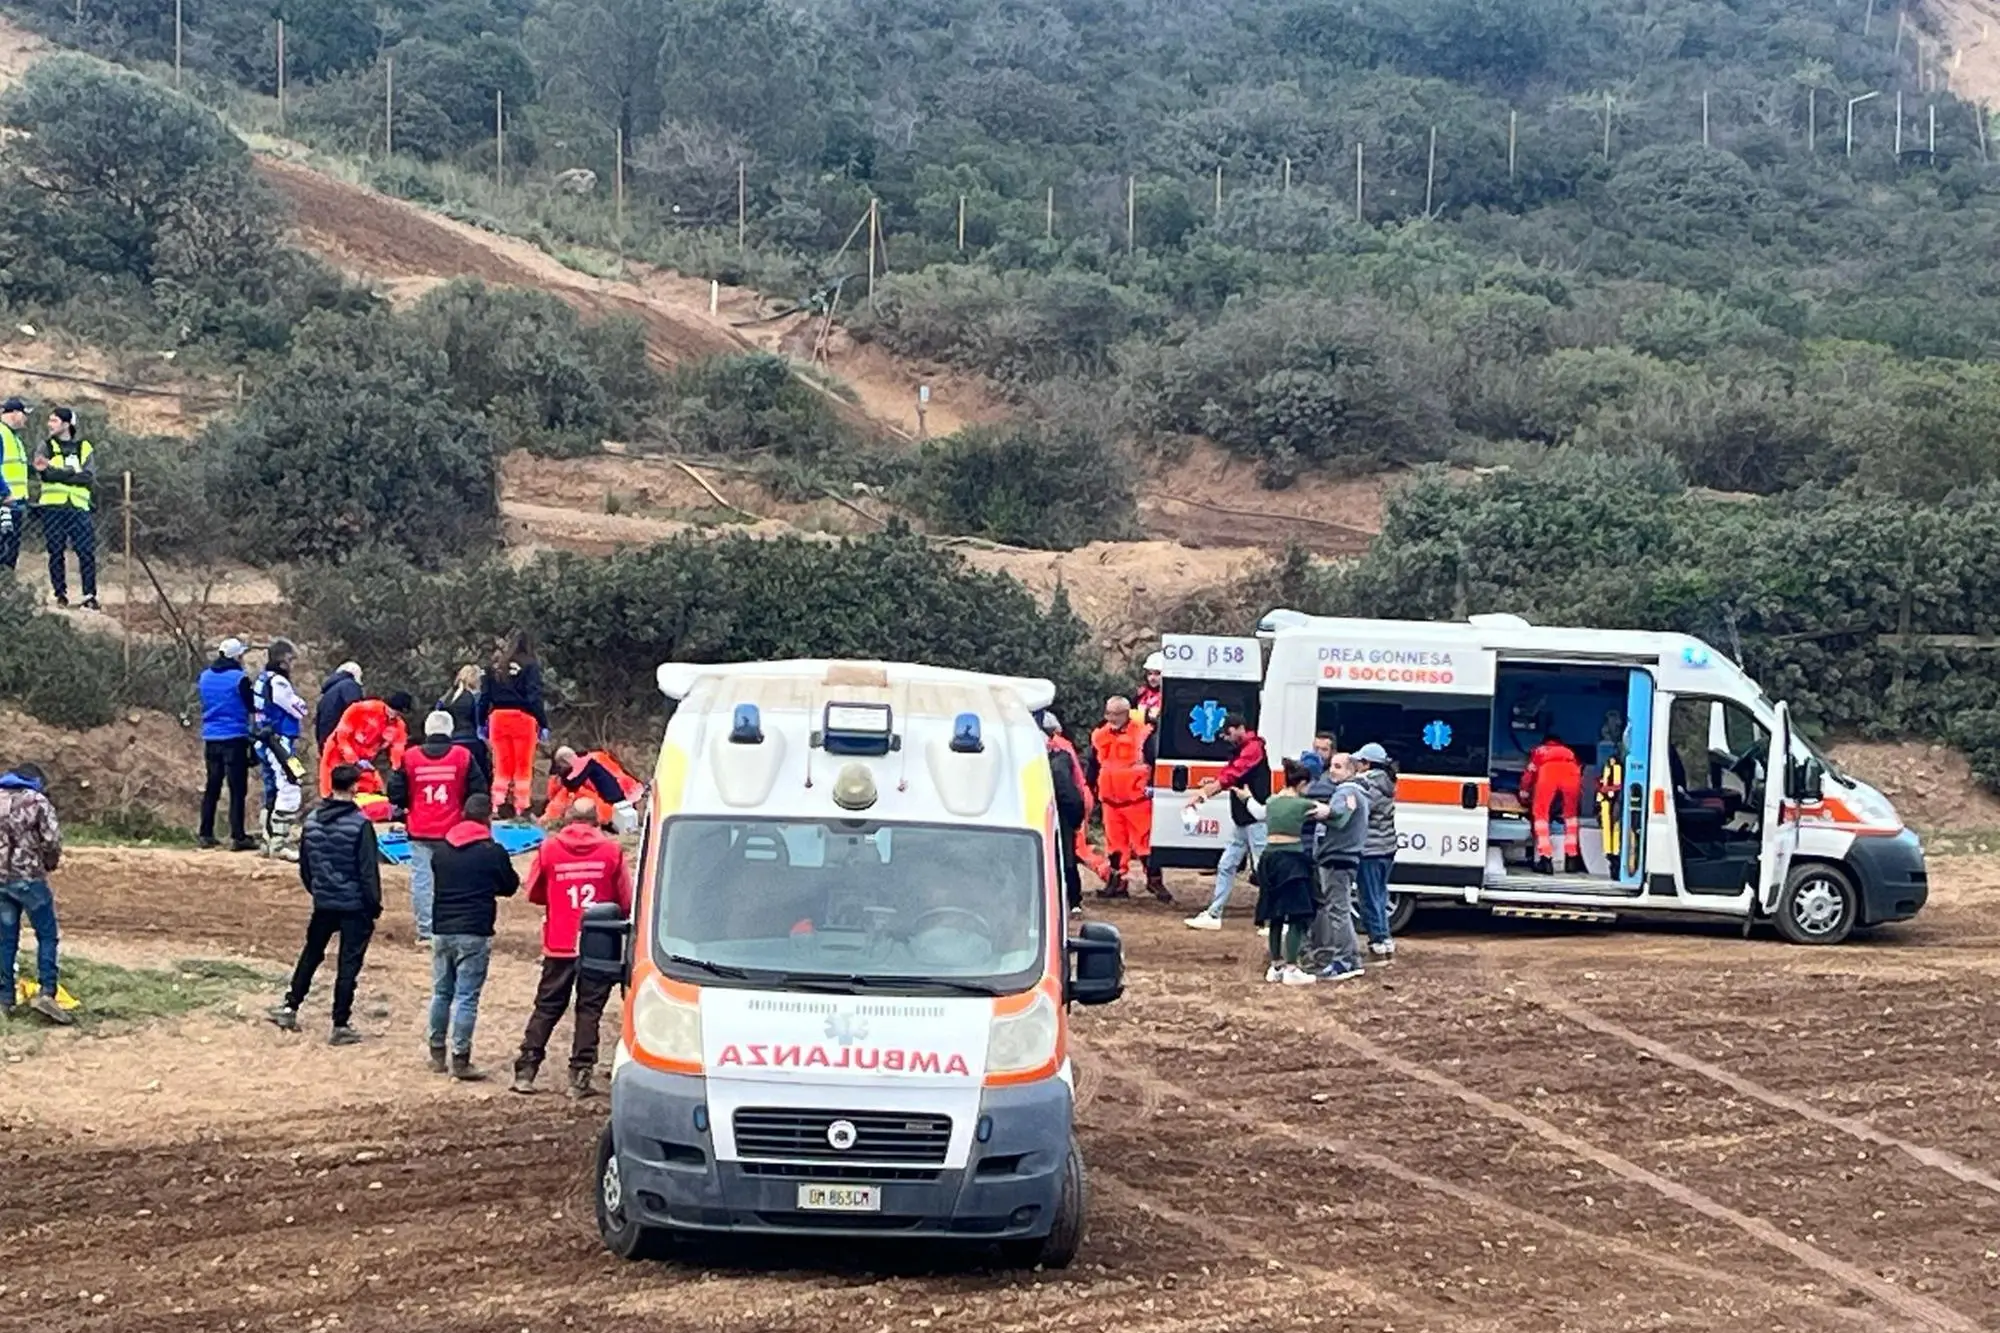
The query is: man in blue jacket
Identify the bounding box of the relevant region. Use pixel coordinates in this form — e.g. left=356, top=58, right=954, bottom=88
left=270, top=764, right=382, bottom=1045
left=197, top=637, right=256, bottom=852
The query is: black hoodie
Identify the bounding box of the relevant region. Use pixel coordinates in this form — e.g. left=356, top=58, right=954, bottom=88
left=314, top=669, right=363, bottom=746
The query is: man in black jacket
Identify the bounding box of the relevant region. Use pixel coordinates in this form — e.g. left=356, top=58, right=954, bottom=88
left=270, top=764, right=381, bottom=1045
left=1041, top=711, right=1087, bottom=914
left=313, top=662, right=363, bottom=748
left=426, top=794, right=519, bottom=1081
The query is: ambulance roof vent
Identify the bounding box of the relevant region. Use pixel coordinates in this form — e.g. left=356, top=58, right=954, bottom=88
left=1469, top=613, right=1532, bottom=629
left=1258, top=608, right=1311, bottom=634
left=728, top=703, right=763, bottom=744
left=950, top=712, right=983, bottom=754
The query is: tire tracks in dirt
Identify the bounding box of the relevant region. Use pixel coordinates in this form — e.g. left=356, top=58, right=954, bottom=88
left=1514, top=983, right=2000, bottom=1200
left=1316, top=1022, right=1982, bottom=1333
left=1093, top=1062, right=1879, bottom=1330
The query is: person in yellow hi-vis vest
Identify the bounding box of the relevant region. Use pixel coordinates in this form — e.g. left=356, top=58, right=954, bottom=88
left=0, top=396, right=29, bottom=572
left=33, top=406, right=97, bottom=610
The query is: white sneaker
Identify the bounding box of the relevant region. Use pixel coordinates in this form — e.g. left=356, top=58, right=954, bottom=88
left=1184, top=913, right=1223, bottom=931
left=1280, top=965, right=1318, bottom=986
left=1264, top=963, right=1285, bottom=983
left=1369, top=940, right=1395, bottom=959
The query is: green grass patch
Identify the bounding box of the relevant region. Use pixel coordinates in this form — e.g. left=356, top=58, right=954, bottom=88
left=1917, top=829, right=2000, bottom=857
left=64, top=808, right=201, bottom=848
left=3, top=955, right=272, bottom=1039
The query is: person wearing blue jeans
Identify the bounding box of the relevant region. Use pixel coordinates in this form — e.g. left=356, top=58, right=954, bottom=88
left=1183, top=715, right=1270, bottom=931
left=425, top=794, right=518, bottom=1079
left=0, top=763, right=71, bottom=1025
left=1353, top=743, right=1400, bottom=956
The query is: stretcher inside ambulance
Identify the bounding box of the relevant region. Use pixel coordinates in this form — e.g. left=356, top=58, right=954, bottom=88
left=1151, top=615, right=1928, bottom=945
left=581, top=660, right=1123, bottom=1270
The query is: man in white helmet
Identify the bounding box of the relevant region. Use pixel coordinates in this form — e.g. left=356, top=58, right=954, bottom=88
left=253, top=638, right=311, bottom=859
left=1137, top=652, right=1165, bottom=728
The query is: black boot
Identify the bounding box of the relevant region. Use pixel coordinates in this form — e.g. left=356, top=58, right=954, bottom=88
left=568, top=1067, right=597, bottom=1100
left=449, top=1052, right=487, bottom=1082
left=1144, top=865, right=1173, bottom=904
left=511, top=1059, right=539, bottom=1095
left=1565, top=853, right=1588, bottom=875
left=428, top=1045, right=448, bottom=1074
left=1533, top=856, right=1554, bottom=875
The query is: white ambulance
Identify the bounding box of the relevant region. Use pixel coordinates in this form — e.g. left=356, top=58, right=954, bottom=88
left=581, top=659, right=1124, bottom=1268
left=1148, top=614, right=1928, bottom=944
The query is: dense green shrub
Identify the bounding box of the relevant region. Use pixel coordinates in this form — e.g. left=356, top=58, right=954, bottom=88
left=0, top=582, right=183, bottom=730
left=908, top=421, right=1137, bottom=550
left=854, top=267, right=1163, bottom=383
left=661, top=354, right=853, bottom=459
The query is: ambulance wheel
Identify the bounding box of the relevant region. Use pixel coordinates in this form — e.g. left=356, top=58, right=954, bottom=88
left=1386, top=892, right=1417, bottom=934
left=1774, top=863, right=1858, bottom=946
left=596, top=1124, right=674, bottom=1261
left=1001, top=1137, right=1086, bottom=1270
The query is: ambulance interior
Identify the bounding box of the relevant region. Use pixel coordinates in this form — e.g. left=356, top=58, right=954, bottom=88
left=1480, top=662, right=1770, bottom=891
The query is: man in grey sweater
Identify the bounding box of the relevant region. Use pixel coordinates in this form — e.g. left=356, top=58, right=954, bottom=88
left=1353, top=742, right=1400, bottom=958
left=1304, top=753, right=1369, bottom=982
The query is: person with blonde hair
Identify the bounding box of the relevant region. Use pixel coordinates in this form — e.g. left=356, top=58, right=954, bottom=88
left=436, top=663, right=488, bottom=777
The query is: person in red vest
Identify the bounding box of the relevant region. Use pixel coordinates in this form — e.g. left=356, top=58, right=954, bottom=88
left=1520, top=732, right=1585, bottom=875
left=390, top=711, right=488, bottom=943
left=512, top=798, right=635, bottom=1099
left=319, top=692, right=412, bottom=797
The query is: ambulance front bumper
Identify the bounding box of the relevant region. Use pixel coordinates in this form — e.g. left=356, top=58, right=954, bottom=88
left=609, top=1064, right=1071, bottom=1240
left=1847, top=829, right=1929, bottom=925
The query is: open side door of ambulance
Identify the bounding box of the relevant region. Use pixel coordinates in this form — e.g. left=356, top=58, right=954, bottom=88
left=1147, top=634, right=1265, bottom=871
left=1755, top=701, right=1798, bottom=917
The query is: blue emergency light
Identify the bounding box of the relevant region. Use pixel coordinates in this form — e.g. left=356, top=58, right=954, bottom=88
left=820, top=701, right=895, bottom=756
left=729, top=703, right=763, bottom=744
left=950, top=712, right=983, bottom=753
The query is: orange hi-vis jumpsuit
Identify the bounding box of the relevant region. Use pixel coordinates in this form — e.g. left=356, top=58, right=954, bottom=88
left=1089, top=719, right=1153, bottom=890
left=1521, top=739, right=1583, bottom=862
left=319, top=699, right=409, bottom=798
left=1049, top=732, right=1111, bottom=881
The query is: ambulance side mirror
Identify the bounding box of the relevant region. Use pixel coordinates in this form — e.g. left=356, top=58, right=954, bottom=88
left=1065, top=921, right=1124, bottom=1007
left=578, top=902, right=632, bottom=986
left=1792, top=757, right=1824, bottom=803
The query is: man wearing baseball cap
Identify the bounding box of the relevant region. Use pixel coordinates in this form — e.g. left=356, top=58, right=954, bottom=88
left=0, top=398, right=29, bottom=572
left=34, top=405, right=97, bottom=609
left=197, top=637, right=258, bottom=851
left=1352, top=742, right=1400, bottom=958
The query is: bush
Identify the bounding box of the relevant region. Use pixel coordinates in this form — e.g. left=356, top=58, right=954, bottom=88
left=661, top=354, right=854, bottom=459
left=908, top=421, right=1137, bottom=550
left=204, top=312, right=499, bottom=566
left=0, top=582, right=182, bottom=730
left=854, top=266, right=1164, bottom=384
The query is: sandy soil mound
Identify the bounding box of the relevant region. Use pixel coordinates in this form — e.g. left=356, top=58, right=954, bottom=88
left=1829, top=739, right=2000, bottom=833
left=0, top=706, right=201, bottom=828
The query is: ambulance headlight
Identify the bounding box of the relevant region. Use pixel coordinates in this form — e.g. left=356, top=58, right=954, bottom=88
left=1848, top=782, right=1899, bottom=828
left=631, top=975, right=703, bottom=1066
left=986, top=990, right=1058, bottom=1077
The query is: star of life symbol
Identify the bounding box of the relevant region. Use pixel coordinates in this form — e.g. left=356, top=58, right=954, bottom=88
left=825, top=1010, right=870, bottom=1046
left=1422, top=719, right=1454, bottom=751
left=1188, top=698, right=1228, bottom=744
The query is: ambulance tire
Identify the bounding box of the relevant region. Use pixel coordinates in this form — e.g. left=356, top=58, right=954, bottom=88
left=596, top=1123, right=675, bottom=1261
left=1387, top=892, right=1417, bottom=934
left=1773, top=862, right=1858, bottom=946
left=1002, top=1137, right=1086, bottom=1270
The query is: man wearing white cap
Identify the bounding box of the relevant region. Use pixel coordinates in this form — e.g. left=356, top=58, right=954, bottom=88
left=196, top=637, right=257, bottom=851
left=390, top=709, right=487, bottom=943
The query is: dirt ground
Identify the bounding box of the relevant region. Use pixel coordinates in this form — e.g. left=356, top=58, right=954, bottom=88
left=6, top=843, right=2000, bottom=1332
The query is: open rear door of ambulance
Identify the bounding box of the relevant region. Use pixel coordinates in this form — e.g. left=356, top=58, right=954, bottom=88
left=1148, top=634, right=1266, bottom=871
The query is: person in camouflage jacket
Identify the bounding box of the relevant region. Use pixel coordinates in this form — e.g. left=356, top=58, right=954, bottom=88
left=0, top=763, right=70, bottom=1024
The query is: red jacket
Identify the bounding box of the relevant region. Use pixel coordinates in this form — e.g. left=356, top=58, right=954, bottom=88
left=399, top=742, right=476, bottom=840
left=525, top=822, right=635, bottom=957
left=1214, top=730, right=1268, bottom=791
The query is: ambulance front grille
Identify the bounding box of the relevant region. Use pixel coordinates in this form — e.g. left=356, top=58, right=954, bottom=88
left=733, top=1108, right=952, bottom=1164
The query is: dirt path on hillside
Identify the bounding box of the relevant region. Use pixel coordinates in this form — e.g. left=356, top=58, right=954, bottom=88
left=10, top=848, right=2000, bottom=1331
left=1929, top=0, right=2000, bottom=104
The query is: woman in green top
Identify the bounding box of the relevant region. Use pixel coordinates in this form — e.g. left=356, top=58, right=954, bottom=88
left=1254, top=759, right=1324, bottom=984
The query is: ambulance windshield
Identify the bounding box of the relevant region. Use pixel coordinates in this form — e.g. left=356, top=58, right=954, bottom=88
left=652, top=817, right=1046, bottom=994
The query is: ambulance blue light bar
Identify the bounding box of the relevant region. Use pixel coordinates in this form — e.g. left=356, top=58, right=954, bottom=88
left=821, top=701, right=895, bottom=756
left=950, top=712, right=983, bottom=753
left=729, top=703, right=763, bottom=744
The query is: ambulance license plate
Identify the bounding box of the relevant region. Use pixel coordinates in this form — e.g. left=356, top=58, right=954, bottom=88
left=797, top=1183, right=881, bottom=1212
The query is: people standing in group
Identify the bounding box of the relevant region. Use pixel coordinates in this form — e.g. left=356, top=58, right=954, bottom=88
left=1352, top=742, right=1400, bottom=959
left=1041, top=712, right=1088, bottom=914
left=314, top=661, right=364, bottom=749
left=0, top=763, right=71, bottom=1025
left=196, top=637, right=257, bottom=852
left=391, top=710, right=487, bottom=943
left=437, top=664, right=488, bottom=778
left=252, top=638, right=311, bottom=860
left=1303, top=752, right=1368, bottom=982
left=1251, top=759, right=1321, bottom=986
left=0, top=397, right=29, bottom=572
left=318, top=691, right=411, bottom=797
left=34, top=406, right=97, bottom=610
left=271, top=764, right=382, bottom=1045
left=1184, top=714, right=1270, bottom=931
left=1088, top=696, right=1171, bottom=903
left=514, top=798, right=633, bottom=1099
left=425, top=793, right=518, bottom=1081
left=482, top=632, right=546, bottom=819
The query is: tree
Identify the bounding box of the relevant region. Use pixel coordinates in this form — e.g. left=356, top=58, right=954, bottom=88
left=526, top=0, right=671, bottom=148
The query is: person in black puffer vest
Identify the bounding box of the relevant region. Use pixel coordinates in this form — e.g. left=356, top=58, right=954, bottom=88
left=269, top=764, right=382, bottom=1045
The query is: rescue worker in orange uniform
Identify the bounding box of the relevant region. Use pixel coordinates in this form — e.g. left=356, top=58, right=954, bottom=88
left=1519, top=732, right=1585, bottom=874
left=1088, top=696, right=1171, bottom=902
left=319, top=692, right=413, bottom=798
left=1136, top=652, right=1165, bottom=728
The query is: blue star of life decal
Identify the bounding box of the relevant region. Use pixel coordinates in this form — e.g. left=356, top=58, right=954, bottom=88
left=1188, top=699, right=1228, bottom=744
left=1422, top=719, right=1454, bottom=751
